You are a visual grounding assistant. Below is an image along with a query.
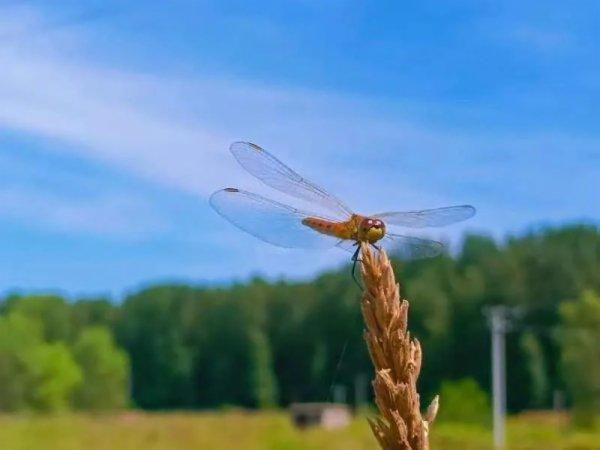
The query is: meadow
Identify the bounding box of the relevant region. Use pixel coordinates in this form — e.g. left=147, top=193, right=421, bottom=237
left=0, top=411, right=598, bottom=450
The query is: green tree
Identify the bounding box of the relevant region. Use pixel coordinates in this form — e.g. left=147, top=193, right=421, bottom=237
left=437, top=378, right=490, bottom=424
left=71, top=298, right=116, bottom=332
left=559, top=290, right=600, bottom=426
left=6, top=295, right=72, bottom=342
left=116, top=286, right=195, bottom=408
left=0, top=312, right=82, bottom=412
left=24, top=342, right=82, bottom=412
left=520, top=332, right=549, bottom=407
left=0, top=313, right=43, bottom=411
left=248, top=328, right=278, bottom=407
left=193, top=288, right=261, bottom=407
left=73, top=327, right=130, bottom=410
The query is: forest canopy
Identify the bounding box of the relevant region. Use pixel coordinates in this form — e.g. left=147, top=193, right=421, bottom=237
left=0, top=224, right=598, bottom=415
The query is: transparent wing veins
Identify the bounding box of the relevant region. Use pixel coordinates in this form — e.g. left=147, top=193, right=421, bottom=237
left=209, top=188, right=338, bottom=249
left=374, top=205, right=475, bottom=228
left=230, top=142, right=353, bottom=220
left=382, top=233, right=444, bottom=260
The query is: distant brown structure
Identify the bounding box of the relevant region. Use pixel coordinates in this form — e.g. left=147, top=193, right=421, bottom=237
left=289, top=403, right=352, bottom=429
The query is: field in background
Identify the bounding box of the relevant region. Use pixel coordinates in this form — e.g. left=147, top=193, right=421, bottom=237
left=0, top=411, right=598, bottom=450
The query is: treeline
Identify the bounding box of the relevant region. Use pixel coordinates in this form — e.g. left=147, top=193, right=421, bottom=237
left=0, top=296, right=128, bottom=411
left=0, top=225, right=598, bottom=415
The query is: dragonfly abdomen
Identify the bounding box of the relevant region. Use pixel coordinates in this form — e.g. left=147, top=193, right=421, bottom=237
left=302, top=217, right=352, bottom=240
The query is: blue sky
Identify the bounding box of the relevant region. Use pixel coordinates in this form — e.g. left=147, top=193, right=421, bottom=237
left=0, top=1, right=598, bottom=297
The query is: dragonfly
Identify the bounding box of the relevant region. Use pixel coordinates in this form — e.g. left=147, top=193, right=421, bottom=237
left=210, top=142, right=475, bottom=285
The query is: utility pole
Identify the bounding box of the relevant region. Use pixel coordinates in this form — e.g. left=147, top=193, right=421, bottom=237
left=484, top=306, right=510, bottom=450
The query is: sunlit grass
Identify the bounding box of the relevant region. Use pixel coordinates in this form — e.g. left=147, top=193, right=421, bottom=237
left=0, top=411, right=598, bottom=450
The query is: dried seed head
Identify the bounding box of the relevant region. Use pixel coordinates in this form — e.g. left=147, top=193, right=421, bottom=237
left=359, top=243, right=437, bottom=450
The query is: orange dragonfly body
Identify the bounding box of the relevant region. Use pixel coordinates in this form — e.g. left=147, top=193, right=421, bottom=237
left=211, top=142, right=475, bottom=265
left=302, top=214, right=385, bottom=244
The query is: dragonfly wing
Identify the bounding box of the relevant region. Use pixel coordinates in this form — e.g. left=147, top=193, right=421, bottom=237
left=382, top=233, right=444, bottom=260
left=210, top=188, right=339, bottom=249
left=230, top=142, right=353, bottom=220
left=374, top=205, right=475, bottom=228
left=335, top=240, right=358, bottom=254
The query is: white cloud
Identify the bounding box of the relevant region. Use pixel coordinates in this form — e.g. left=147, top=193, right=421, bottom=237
left=0, top=3, right=597, bottom=244
left=0, top=185, right=166, bottom=237
left=0, top=5, right=445, bottom=214
left=0, top=52, right=230, bottom=195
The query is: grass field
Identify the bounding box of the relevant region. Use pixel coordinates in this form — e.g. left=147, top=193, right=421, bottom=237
left=0, top=411, right=598, bottom=450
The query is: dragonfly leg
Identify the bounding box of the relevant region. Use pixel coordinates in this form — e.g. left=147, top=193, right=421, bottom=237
left=350, top=244, right=363, bottom=289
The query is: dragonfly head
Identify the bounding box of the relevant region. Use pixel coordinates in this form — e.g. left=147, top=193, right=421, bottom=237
left=359, top=217, right=386, bottom=243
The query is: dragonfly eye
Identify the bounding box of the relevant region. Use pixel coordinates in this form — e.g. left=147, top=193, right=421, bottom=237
left=361, top=218, right=379, bottom=231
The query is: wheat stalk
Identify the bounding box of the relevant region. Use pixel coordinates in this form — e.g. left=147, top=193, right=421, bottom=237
left=359, top=243, right=439, bottom=450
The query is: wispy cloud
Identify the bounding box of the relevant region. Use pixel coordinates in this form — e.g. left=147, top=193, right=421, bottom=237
left=0, top=185, right=166, bottom=237
left=0, top=4, right=453, bottom=210
left=0, top=2, right=598, bottom=294
left=0, top=3, right=597, bottom=243
left=0, top=60, right=226, bottom=196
